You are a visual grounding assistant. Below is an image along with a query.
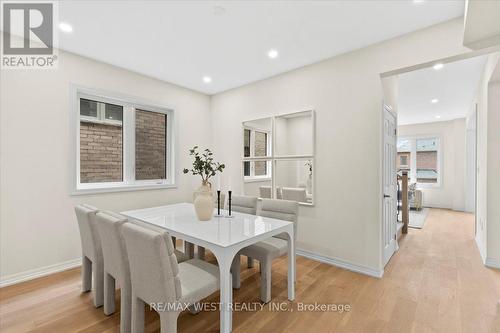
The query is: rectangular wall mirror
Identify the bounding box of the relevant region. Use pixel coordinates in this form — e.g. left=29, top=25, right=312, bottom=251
left=242, top=110, right=315, bottom=206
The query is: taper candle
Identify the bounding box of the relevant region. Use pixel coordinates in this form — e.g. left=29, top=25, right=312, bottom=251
left=217, top=190, right=221, bottom=215
left=228, top=190, right=232, bottom=216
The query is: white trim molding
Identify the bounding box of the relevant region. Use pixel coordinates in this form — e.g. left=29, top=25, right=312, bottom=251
left=296, top=248, right=384, bottom=278
left=0, top=258, right=81, bottom=288
left=485, top=257, right=500, bottom=270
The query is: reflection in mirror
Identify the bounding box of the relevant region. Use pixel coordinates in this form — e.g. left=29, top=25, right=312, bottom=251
left=275, top=111, right=313, bottom=156
left=243, top=118, right=272, bottom=198
left=275, top=159, right=313, bottom=204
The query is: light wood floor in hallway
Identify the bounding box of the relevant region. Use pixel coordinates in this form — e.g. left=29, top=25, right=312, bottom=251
left=1, top=209, right=499, bottom=333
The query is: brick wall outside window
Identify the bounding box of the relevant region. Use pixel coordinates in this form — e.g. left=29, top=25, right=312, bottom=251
left=135, top=110, right=167, bottom=180
left=254, top=131, right=267, bottom=176
left=417, top=151, right=437, bottom=169
left=80, top=122, right=123, bottom=183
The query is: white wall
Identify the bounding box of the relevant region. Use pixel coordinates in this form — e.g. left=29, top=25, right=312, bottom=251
left=210, top=18, right=470, bottom=275
left=397, top=119, right=467, bottom=211
left=486, top=76, right=500, bottom=267
left=471, top=53, right=500, bottom=263
left=0, top=50, right=212, bottom=283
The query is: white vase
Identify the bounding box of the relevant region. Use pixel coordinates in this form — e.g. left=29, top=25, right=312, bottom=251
left=193, top=181, right=214, bottom=221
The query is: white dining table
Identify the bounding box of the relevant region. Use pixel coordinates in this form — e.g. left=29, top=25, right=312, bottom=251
left=121, top=202, right=295, bottom=333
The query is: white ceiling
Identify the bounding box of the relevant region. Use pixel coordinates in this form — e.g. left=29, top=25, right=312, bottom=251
left=397, top=55, right=487, bottom=125
left=58, top=1, right=465, bottom=95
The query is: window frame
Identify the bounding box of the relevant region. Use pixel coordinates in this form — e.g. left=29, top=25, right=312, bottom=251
left=397, top=135, right=442, bottom=188
left=242, top=125, right=272, bottom=181
left=70, top=85, right=177, bottom=195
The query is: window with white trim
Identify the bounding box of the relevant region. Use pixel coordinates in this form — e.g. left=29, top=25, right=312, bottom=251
left=75, top=90, right=174, bottom=193
left=397, top=136, right=440, bottom=185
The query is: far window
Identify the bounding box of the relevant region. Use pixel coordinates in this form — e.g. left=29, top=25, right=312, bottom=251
left=397, top=136, right=440, bottom=185
left=76, top=90, right=174, bottom=193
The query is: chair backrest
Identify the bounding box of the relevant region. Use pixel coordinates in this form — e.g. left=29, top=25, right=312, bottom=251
left=231, top=195, right=258, bottom=215
left=258, top=199, right=299, bottom=240
left=259, top=186, right=271, bottom=198
left=94, top=211, right=130, bottom=282
left=121, top=223, right=181, bottom=304
left=281, top=187, right=307, bottom=202
left=74, top=204, right=100, bottom=261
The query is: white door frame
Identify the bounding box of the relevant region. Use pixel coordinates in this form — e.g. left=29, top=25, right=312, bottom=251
left=381, top=104, right=398, bottom=268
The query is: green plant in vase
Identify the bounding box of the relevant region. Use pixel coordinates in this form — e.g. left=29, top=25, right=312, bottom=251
left=183, top=146, right=225, bottom=220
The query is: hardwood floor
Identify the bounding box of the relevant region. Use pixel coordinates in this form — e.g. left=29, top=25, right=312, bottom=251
left=1, top=209, right=499, bottom=332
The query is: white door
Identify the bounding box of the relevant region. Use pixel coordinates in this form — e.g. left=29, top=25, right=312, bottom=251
left=383, top=105, right=397, bottom=266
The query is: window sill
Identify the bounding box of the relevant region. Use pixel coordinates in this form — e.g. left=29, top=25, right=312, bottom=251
left=244, top=177, right=272, bottom=183
left=71, top=183, right=177, bottom=196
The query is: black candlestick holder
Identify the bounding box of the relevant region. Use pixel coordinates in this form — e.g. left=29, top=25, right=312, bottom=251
left=226, top=190, right=234, bottom=218
left=214, top=190, right=223, bottom=217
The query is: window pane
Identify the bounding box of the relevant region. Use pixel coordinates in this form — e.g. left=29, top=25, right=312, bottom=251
left=80, top=99, right=98, bottom=118
left=80, top=99, right=123, bottom=183
left=254, top=161, right=267, bottom=176
left=244, top=129, right=250, bottom=157
left=135, top=109, right=167, bottom=180
left=105, top=103, right=123, bottom=121
left=416, top=138, right=438, bottom=183
left=244, top=161, right=250, bottom=177
left=254, top=131, right=267, bottom=157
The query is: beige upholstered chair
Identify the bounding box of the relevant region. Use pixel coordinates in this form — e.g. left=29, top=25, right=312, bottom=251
left=74, top=204, right=104, bottom=308
left=230, top=195, right=259, bottom=276
left=130, top=219, right=189, bottom=263
left=233, top=199, right=298, bottom=303
left=121, top=223, right=221, bottom=333
left=93, top=211, right=132, bottom=333
left=231, top=195, right=258, bottom=215
left=282, top=187, right=307, bottom=203
left=259, top=186, right=271, bottom=198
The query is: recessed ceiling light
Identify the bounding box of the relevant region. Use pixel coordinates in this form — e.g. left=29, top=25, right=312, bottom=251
left=433, top=63, right=444, bottom=70
left=435, top=115, right=442, bottom=119
left=203, top=76, right=212, bottom=83
left=413, top=0, right=425, bottom=3
left=268, top=49, right=279, bottom=59
left=431, top=98, right=439, bottom=104
left=213, top=6, right=226, bottom=16
left=59, top=22, right=73, bottom=33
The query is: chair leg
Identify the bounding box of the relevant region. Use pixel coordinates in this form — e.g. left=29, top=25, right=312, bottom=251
left=231, top=255, right=241, bottom=289
left=131, top=295, right=145, bottom=333
left=197, top=246, right=206, bottom=260
left=159, top=311, right=180, bottom=333
left=260, top=258, right=272, bottom=303
left=247, top=256, right=254, bottom=268
left=103, top=272, right=116, bottom=315
left=120, top=282, right=132, bottom=333
left=92, top=260, right=104, bottom=308
left=82, top=256, right=92, bottom=292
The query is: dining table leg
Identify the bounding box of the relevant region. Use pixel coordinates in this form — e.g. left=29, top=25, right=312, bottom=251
left=213, top=249, right=235, bottom=333
left=287, top=228, right=295, bottom=301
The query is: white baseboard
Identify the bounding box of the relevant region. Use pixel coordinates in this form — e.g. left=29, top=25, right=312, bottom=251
left=296, top=248, right=384, bottom=278
left=0, top=258, right=81, bottom=288
left=485, top=257, right=500, bottom=270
